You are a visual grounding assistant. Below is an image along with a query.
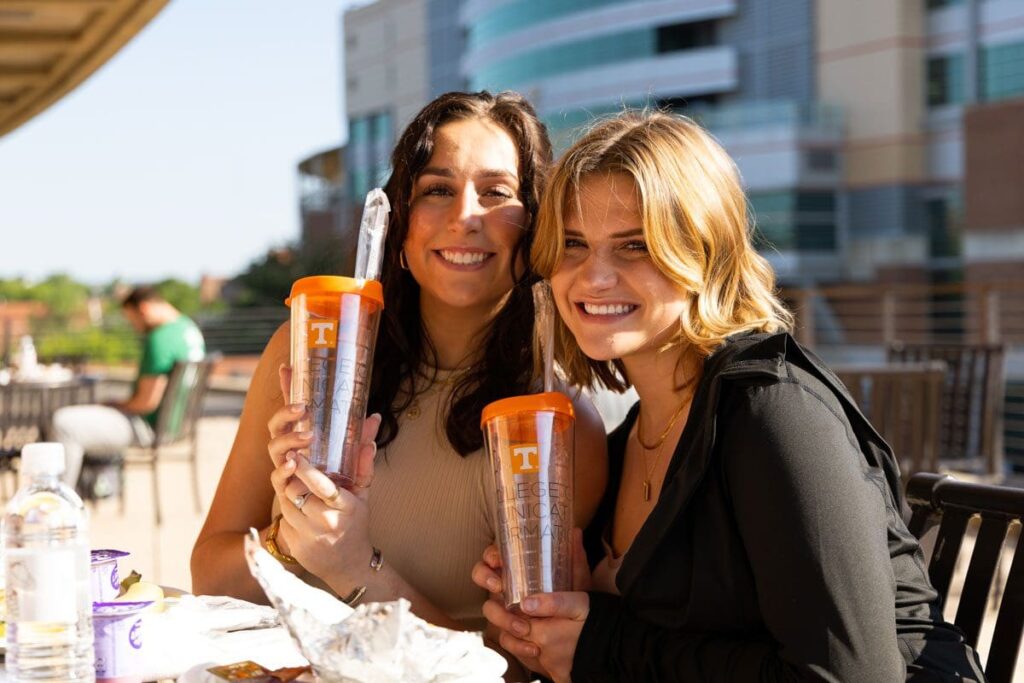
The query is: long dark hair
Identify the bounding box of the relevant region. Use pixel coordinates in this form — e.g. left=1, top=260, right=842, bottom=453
left=367, top=91, right=553, bottom=455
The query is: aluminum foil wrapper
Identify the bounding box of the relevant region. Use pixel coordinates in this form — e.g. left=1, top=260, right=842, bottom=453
left=243, top=530, right=506, bottom=683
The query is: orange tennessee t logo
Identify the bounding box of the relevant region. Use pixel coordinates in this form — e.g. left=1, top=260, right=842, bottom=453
left=511, top=443, right=540, bottom=474
left=307, top=320, right=337, bottom=348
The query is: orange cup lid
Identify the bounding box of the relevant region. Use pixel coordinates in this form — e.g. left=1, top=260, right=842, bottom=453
left=285, top=275, right=384, bottom=308
left=480, top=391, right=575, bottom=427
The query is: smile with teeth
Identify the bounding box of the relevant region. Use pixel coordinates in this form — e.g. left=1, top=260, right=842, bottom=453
left=437, top=249, right=491, bottom=265
left=580, top=302, right=638, bottom=316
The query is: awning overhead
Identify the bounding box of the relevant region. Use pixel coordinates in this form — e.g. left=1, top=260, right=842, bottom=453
left=0, top=0, right=169, bottom=138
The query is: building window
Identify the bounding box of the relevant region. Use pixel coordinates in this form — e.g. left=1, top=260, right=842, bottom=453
left=656, top=94, right=719, bottom=116
left=927, top=54, right=965, bottom=107
left=805, top=149, right=837, bottom=172
left=982, top=40, right=1024, bottom=102
left=750, top=191, right=837, bottom=252
left=656, top=20, right=717, bottom=54
left=349, top=117, right=369, bottom=144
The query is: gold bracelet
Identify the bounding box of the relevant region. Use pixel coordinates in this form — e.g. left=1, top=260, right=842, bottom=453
left=341, top=585, right=367, bottom=606
left=340, top=548, right=383, bottom=607
left=265, top=514, right=299, bottom=565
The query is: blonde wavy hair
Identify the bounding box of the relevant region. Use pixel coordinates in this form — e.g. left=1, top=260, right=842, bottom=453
left=533, top=110, right=793, bottom=391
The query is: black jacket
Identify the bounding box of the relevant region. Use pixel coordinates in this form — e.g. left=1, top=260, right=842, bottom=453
left=575, top=333, right=985, bottom=682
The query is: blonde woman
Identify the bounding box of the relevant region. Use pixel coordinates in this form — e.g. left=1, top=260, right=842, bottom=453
left=473, top=112, right=985, bottom=681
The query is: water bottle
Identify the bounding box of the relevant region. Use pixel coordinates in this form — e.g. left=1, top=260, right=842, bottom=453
left=17, top=335, right=37, bottom=374
left=4, top=443, right=95, bottom=682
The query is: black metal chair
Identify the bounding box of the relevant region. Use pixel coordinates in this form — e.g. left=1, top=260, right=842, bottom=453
left=82, top=355, right=218, bottom=525
left=906, top=473, right=1024, bottom=682
left=0, top=378, right=96, bottom=500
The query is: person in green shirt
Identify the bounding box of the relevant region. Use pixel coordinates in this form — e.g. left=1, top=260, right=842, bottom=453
left=52, top=285, right=206, bottom=488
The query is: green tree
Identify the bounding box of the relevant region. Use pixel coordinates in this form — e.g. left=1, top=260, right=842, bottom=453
left=31, top=274, right=90, bottom=320
left=0, top=278, right=32, bottom=300
left=155, top=278, right=201, bottom=315
left=231, top=234, right=355, bottom=307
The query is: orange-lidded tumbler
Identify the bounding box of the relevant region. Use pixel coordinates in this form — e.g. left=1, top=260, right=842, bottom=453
left=286, top=276, right=383, bottom=487
left=482, top=392, right=575, bottom=609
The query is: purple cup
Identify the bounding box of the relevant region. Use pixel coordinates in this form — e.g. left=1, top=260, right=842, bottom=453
left=91, top=549, right=130, bottom=602
left=92, top=601, right=152, bottom=683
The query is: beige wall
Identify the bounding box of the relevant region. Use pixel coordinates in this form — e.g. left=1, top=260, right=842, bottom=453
left=344, top=0, right=429, bottom=130
left=817, top=0, right=926, bottom=186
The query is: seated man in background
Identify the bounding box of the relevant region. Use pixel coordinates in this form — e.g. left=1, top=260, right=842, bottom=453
left=53, top=285, right=206, bottom=488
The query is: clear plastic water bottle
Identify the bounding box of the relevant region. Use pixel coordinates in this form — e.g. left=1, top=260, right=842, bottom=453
left=17, top=335, right=38, bottom=374
left=4, top=443, right=95, bottom=682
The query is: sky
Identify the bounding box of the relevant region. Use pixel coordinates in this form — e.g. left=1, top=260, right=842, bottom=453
left=0, top=1, right=359, bottom=285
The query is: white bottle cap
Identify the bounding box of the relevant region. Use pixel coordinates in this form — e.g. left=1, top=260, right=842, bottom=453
left=21, top=443, right=67, bottom=476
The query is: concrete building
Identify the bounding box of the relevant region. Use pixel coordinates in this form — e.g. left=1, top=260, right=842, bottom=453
left=342, top=0, right=1024, bottom=285
left=462, top=0, right=843, bottom=284
left=818, top=0, right=1024, bottom=286
left=342, top=0, right=464, bottom=200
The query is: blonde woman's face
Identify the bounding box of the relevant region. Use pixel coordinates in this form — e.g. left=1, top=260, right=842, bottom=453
left=550, top=173, right=687, bottom=363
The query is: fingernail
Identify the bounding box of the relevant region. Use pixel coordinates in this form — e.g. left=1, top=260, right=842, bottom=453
left=513, top=620, right=528, bottom=636
left=486, top=577, right=500, bottom=592
left=528, top=645, right=539, bottom=657
left=290, top=403, right=304, bottom=413
left=522, top=597, right=537, bottom=612
left=285, top=451, right=296, bottom=463
left=298, top=431, right=314, bottom=439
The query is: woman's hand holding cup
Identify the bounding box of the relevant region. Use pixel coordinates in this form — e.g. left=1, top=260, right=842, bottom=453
left=268, top=364, right=383, bottom=591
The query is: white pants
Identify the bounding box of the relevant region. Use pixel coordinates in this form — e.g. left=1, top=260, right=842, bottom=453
left=51, top=405, right=154, bottom=487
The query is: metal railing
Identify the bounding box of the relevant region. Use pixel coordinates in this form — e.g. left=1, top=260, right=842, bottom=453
left=194, top=307, right=286, bottom=356
left=783, top=280, right=1024, bottom=471
left=784, top=280, right=1024, bottom=349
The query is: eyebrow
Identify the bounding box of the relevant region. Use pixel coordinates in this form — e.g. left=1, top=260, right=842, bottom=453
left=419, top=166, right=518, bottom=181
left=564, top=228, right=644, bottom=238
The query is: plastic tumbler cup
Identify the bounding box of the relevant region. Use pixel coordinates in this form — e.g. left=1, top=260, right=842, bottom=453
left=286, top=276, right=384, bottom=488
left=482, top=392, right=575, bottom=610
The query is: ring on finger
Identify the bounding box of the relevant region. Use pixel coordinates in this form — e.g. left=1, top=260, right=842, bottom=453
left=293, top=492, right=311, bottom=510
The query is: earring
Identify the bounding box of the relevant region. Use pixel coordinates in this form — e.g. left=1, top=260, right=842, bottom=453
left=399, top=250, right=410, bottom=270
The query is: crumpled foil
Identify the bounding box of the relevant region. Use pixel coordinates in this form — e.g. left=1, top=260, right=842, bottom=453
left=243, top=530, right=506, bottom=683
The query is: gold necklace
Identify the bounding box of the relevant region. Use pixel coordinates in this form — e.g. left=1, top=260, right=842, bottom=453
left=636, top=399, right=690, bottom=449
left=636, top=399, right=690, bottom=502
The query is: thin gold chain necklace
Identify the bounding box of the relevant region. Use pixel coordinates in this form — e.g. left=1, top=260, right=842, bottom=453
left=636, top=398, right=690, bottom=501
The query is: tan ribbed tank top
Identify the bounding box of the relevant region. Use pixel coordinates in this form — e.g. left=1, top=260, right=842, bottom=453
left=274, top=370, right=495, bottom=630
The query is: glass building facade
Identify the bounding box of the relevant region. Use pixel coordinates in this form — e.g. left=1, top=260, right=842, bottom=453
left=461, top=0, right=839, bottom=273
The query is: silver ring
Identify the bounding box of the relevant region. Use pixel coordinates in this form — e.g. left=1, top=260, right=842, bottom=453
left=293, top=492, right=311, bottom=510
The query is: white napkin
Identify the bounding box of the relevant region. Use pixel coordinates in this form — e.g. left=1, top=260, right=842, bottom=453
left=141, top=595, right=305, bottom=681
left=244, top=530, right=506, bottom=683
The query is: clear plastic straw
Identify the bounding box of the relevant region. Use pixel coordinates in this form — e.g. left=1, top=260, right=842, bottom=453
left=354, top=188, right=391, bottom=282
left=532, top=281, right=555, bottom=393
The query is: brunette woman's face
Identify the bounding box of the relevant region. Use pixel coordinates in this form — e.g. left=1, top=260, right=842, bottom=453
left=404, top=118, right=527, bottom=317
left=550, top=172, right=688, bottom=363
